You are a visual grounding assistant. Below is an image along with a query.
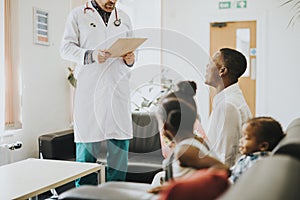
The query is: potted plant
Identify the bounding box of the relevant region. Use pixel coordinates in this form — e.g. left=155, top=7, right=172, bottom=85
left=131, top=69, right=179, bottom=112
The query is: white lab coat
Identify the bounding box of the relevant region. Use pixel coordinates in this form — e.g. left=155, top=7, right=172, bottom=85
left=60, top=1, right=133, bottom=143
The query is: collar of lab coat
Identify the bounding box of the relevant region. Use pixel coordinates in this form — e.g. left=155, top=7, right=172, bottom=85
left=87, top=1, right=117, bottom=28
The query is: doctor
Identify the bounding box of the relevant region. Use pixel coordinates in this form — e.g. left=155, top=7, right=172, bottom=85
left=60, top=0, right=135, bottom=186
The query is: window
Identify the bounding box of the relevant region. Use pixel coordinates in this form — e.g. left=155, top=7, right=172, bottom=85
left=1, top=0, right=22, bottom=131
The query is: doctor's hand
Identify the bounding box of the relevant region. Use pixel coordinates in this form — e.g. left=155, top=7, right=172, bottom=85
left=93, top=50, right=111, bottom=63
left=123, top=52, right=135, bottom=66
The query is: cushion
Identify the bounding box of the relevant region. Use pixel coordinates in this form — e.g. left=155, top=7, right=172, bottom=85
left=219, top=155, right=300, bottom=200
left=159, top=169, right=230, bottom=200
left=272, top=118, right=300, bottom=160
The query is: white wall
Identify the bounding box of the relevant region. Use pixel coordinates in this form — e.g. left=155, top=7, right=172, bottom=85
left=162, top=0, right=300, bottom=129
left=0, top=0, right=71, bottom=163
left=266, top=0, right=300, bottom=127
left=119, top=0, right=162, bottom=112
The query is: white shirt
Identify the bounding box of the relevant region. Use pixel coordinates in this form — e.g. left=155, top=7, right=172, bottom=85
left=172, top=138, right=218, bottom=178
left=207, top=83, right=252, bottom=167
left=151, top=137, right=218, bottom=187
left=60, top=2, right=133, bottom=142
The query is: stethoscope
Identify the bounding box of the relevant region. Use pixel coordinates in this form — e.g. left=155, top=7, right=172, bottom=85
left=84, top=2, right=121, bottom=27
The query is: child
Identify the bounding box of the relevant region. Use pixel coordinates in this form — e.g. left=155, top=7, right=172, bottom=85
left=229, top=116, right=285, bottom=183
left=150, top=80, right=221, bottom=189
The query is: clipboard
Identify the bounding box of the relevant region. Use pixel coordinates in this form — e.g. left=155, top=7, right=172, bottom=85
left=107, top=38, right=147, bottom=57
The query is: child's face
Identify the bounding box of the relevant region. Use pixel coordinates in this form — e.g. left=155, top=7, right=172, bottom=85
left=239, top=123, right=262, bottom=155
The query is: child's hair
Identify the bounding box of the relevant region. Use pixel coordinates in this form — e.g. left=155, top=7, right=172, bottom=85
left=158, top=81, right=197, bottom=135
left=246, top=116, right=285, bottom=151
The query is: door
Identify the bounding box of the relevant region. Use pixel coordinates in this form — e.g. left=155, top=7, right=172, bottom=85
left=210, top=21, right=256, bottom=116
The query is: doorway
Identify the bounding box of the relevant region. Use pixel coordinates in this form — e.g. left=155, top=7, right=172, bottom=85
left=210, top=21, right=256, bottom=116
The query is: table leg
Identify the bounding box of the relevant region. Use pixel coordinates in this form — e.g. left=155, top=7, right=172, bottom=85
left=97, top=163, right=106, bottom=184
left=29, top=196, right=38, bottom=200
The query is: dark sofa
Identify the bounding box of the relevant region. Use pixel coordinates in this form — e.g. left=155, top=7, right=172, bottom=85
left=38, top=112, right=164, bottom=183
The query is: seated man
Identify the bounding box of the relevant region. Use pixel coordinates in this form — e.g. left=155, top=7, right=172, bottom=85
left=205, top=48, right=252, bottom=167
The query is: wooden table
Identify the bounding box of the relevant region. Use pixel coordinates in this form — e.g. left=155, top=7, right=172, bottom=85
left=0, top=158, right=105, bottom=200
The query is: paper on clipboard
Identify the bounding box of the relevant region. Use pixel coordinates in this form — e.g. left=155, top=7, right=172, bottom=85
left=107, top=38, right=147, bottom=57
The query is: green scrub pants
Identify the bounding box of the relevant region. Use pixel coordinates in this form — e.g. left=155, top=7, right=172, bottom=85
left=75, top=139, right=129, bottom=187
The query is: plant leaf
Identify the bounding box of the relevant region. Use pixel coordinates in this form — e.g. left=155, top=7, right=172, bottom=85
left=280, top=0, right=293, bottom=6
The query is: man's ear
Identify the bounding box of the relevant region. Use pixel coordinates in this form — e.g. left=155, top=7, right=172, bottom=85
left=259, top=142, right=269, bottom=151
left=219, top=66, right=228, bottom=77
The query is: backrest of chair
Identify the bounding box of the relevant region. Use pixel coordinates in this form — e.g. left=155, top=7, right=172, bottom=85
left=38, top=129, right=75, bottom=160
left=130, top=112, right=161, bottom=153
left=272, top=118, right=300, bottom=161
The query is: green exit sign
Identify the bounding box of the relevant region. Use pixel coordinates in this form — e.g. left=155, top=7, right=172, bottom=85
left=237, top=1, right=247, bottom=8
left=219, top=1, right=231, bottom=9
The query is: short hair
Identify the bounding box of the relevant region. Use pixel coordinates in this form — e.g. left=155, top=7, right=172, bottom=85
left=246, top=117, right=285, bottom=151
left=158, top=81, right=197, bottom=134
left=220, top=48, right=247, bottom=80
